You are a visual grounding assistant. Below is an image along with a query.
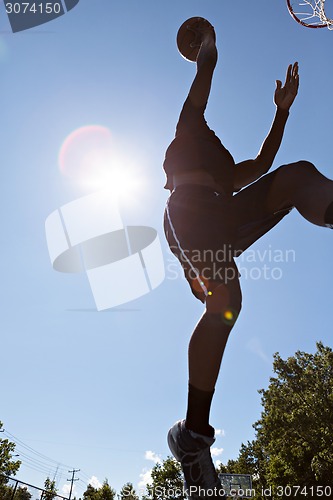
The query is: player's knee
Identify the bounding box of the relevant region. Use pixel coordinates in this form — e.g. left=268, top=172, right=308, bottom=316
left=294, top=160, right=317, bottom=173
left=205, top=281, right=242, bottom=327
left=276, top=161, right=318, bottom=193
left=282, top=160, right=317, bottom=178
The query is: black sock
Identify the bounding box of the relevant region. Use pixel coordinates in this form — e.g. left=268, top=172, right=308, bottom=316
left=185, top=383, right=215, bottom=438
left=324, top=201, right=333, bottom=227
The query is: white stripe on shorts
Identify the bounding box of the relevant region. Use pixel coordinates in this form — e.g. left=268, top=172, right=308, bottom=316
left=166, top=200, right=208, bottom=297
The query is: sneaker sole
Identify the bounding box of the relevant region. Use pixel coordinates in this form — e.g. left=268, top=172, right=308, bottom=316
left=168, top=423, right=225, bottom=499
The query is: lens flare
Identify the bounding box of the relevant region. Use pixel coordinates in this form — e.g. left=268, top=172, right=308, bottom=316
left=222, top=308, right=238, bottom=326
left=224, top=310, right=234, bottom=321
left=59, top=125, right=113, bottom=188
left=58, top=125, right=142, bottom=198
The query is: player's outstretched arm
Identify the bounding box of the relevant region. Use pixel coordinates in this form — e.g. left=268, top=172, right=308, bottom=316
left=234, top=62, right=299, bottom=191
left=186, top=20, right=217, bottom=108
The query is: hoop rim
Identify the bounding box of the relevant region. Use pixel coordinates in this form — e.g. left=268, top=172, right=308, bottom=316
left=286, top=0, right=329, bottom=28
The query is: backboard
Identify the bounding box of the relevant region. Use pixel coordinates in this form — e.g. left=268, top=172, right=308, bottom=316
left=218, top=474, right=253, bottom=498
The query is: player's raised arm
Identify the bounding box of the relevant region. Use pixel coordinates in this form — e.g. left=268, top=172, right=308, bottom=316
left=186, top=19, right=218, bottom=108
left=234, top=62, right=299, bottom=191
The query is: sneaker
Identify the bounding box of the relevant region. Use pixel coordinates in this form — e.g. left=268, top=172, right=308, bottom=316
left=167, top=420, right=226, bottom=499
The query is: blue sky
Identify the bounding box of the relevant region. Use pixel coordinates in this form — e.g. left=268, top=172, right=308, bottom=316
left=1, top=0, right=333, bottom=497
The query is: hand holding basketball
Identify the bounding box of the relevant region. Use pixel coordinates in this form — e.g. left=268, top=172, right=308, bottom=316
left=177, top=17, right=215, bottom=62
left=274, top=62, right=299, bottom=111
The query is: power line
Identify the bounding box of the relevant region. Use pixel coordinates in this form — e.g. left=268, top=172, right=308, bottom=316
left=3, top=430, right=73, bottom=469
left=2, top=428, right=102, bottom=495
left=2, top=429, right=88, bottom=493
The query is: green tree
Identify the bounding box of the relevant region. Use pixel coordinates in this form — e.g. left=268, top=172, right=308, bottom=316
left=0, top=422, right=21, bottom=497
left=119, top=482, right=139, bottom=500
left=83, top=483, right=99, bottom=500
left=41, top=477, right=57, bottom=500
left=0, top=483, right=33, bottom=500
left=143, top=456, right=185, bottom=500
left=96, top=479, right=116, bottom=500
left=231, top=342, right=333, bottom=499
left=14, top=486, right=32, bottom=500
left=0, top=485, right=12, bottom=500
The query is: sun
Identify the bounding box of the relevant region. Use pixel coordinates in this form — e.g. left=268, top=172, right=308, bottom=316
left=94, top=162, right=143, bottom=201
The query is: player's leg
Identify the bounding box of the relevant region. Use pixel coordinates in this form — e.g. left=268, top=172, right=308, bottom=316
left=165, top=186, right=240, bottom=407
left=165, top=188, right=239, bottom=498
left=266, top=160, right=333, bottom=227
left=168, top=273, right=241, bottom=499
left=186, top=273, right=242, bottom=437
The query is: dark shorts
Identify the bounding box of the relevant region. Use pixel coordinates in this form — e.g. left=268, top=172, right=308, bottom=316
left=164, top=167, right=293, bottom=301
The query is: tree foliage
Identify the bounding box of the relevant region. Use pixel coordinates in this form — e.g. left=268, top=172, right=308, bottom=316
left=0, top=421, right=22, bottom=498
left=41, top=477, right=58, bottom=500
left=0, top=485, right=32, bottom=500
left=13, top=486, right=32, bottom=500
left=0, top=421, right=21, bottom=480
left=83, top=483, right=99, bottom=500
left=119, top=482, right=139, bottom=500
left=97, top=479, right=116, bottom=500
left=82, top=479, right=116, bottom=500
left=230, top=342, right=333, bottom=498
left=142, top=456, right=185, bottom=500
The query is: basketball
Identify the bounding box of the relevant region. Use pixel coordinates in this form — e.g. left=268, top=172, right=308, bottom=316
left=176, top=17, right=214, bottom=62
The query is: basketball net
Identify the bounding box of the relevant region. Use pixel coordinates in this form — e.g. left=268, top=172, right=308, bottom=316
left=287, top=0, right=333, bottom=29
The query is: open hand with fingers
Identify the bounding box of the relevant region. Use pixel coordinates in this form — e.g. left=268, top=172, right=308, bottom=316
left=274, top=62, right=299, bottom=111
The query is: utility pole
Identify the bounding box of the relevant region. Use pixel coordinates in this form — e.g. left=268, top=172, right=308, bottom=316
left=67, top=469, right=80, bottom=500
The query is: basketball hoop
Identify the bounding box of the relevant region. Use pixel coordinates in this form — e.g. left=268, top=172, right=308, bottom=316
left=286, top=0, right=333, bottom=29
left=218, top=474, right=253, bottom=498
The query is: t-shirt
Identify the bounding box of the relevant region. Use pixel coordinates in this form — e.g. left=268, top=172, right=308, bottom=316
left=163, top=96, right=235, bottom=193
